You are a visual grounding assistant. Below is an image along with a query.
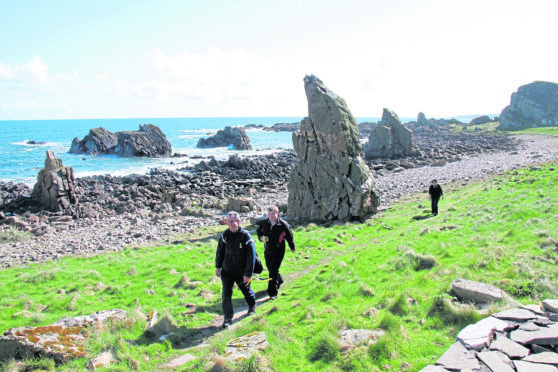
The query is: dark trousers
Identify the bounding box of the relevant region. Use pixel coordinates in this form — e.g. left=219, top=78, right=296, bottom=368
left=264, top=248, right=286, bottom=297
left=431, top=196, right=440, bottom=214
left=220, top=270, right=256, bottom=320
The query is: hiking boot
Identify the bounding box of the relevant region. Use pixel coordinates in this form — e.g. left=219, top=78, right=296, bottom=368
left=222, top=319, right=232, bottom=329
left=247, top=306, right=256, bottom=316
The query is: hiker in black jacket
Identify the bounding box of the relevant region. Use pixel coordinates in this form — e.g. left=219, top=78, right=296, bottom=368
left=428, top=179, right=444, bottom=216
left=256, top=205, right=296, bottom=300
left=215, top=211, right=257, bottom=328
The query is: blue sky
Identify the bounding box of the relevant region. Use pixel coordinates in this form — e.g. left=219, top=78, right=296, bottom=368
left=1, top=0, right=557, bottom=120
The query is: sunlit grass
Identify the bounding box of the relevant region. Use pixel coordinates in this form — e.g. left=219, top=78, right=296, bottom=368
left=0, top=160, right=557, bottom=371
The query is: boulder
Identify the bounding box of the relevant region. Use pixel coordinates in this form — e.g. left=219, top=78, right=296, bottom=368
left=31, top=151, right=78, bottom=212
left=287, top=75, right=379, bottom=222
left=451, top=278, right=514, bottom=304
left=197, top=126, right=252, bottom=150
left=363, top=108, right=418, bottom=159
left=69, top=124, right=172, bottom=157
left=470, top=115, right=492, bottom=125
left=498, top=81, right=558, bottom=130
left=0, top=309, right=126, bottom=364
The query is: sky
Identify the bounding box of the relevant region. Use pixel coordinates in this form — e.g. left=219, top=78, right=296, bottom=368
left=1, top=0, right=557, bottom=120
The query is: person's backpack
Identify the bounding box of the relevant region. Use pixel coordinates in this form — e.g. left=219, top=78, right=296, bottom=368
left=254, top=253, right=264, bottom=274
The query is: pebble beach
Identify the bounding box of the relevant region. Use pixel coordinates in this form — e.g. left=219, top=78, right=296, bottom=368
left=0, top=134, right=556, bottom=269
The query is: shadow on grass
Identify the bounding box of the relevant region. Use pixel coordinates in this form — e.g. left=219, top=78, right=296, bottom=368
left=136, top=289, right=271, bottom=349
left=412, top=213, right=436, bottom=221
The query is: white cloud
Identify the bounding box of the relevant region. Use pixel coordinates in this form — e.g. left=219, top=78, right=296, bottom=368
left=0, top=62, right=15, bottom=79
left=0, top=56, right=49, bottom=84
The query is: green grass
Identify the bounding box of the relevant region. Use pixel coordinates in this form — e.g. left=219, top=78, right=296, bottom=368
left=513, top=126, right=558, bottom=137
left=1, top=160, right=557, bottom=371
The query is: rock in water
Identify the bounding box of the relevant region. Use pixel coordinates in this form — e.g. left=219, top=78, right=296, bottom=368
left=115, top=124, right=172, bottom=157
left=287, top=75, right=379, bottom=222
left=69, top=124, right=172, bottom=157
left=363, top=108, right=417, bottom=159
left=32, top=151, right=78, bottom=211
left=498, top=81, right=558, bottom=130
left=196, top=126, right=252, bottom=150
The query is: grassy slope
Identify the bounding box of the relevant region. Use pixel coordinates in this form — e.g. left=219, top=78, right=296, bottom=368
left=1, top=157, right=557, bottom=370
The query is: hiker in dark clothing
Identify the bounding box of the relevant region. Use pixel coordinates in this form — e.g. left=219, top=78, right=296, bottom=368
left=215, top=211, right=257, bottom=328
left=256, top=205, right=296, bottom=300
left=428, top=179, right=444, bottom=215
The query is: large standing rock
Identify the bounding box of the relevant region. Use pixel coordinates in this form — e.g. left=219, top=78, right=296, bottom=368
left=69, top=124, right=172, bottom=157
left=197, top=126, right=252, bottom=150
left=363, top=108, right=417, bottom=159
left=287, top=75, right=379, bottom=222
left=31, top=151, right=78, bottom=211
left=498, top=81, right=558, bottom=130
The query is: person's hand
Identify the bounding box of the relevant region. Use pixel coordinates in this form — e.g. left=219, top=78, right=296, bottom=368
left=243, top=276, right=250, bottom=283
left=216, top=268, right=221, bottom=278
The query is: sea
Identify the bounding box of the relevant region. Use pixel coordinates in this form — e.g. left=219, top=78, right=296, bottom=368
left=0, top=115, right=480, bottom=186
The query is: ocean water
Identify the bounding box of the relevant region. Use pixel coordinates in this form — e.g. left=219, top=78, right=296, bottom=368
left=0, top=114, right=482, bottom=186
left=0, top=117, right=311, bottom=185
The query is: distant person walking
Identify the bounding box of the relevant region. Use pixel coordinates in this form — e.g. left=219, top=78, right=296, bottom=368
left=215, top=211, right=257, bottom=329
left=256, top=205, right=296, bottom=300
left=428, top=179, right=444, bottom=216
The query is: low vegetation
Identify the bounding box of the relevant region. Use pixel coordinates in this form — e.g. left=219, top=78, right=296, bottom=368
left=0, top=226, right=33, bottom=244
left=1, top=159, right=557, bottom=370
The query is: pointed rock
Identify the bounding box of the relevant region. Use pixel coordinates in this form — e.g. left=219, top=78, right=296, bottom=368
left=288, top=75, right=379, bottom=222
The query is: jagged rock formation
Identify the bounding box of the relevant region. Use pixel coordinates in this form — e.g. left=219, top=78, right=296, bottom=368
left=287, top=75, right=379, bottom=222
left=410, top=112, right=462, bottom=133
left=363, top=109, right=418, bottom=159
left=197, top=126, right=252, bottom=150
left=31, top=151, right=78, bottom=211
left=69, top=124, right=172, bottom=157
left=498, top=81, right=558, bottom=130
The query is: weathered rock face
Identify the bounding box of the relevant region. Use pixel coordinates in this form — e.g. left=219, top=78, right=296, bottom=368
left=0, top=309, right=126, bottom=364
left=31, top=151, right=78, bottom=212
left=498, top=81, right=558, bottom=130
left=287, top=75, right=379, bottom=222
left=69, top=124, right=172, bottom=157
left=363, top=109, right=417, bottom=159
left=197, top=126, right=252, bottom=150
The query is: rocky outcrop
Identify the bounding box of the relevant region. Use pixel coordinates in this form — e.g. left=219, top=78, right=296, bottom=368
left=288, top=75, right=379, bottom=222
left=197, top=126, right=252, bottom=150
left=363, top=109, right=418, bottom=159
left=421, top=300, right=558, bottom=371
left=498, top=81, right=558, bottom=131
left=470, top=115, right=493, bottom=125
left=31, top=151, right=78, bottom=212
left=245, top=122, right=300, bottom=132
left=69, top=124, right=172, bottom=157
left=0, top=309, right=126, bottom=364
left=451, top=278, right=516, bottom=304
